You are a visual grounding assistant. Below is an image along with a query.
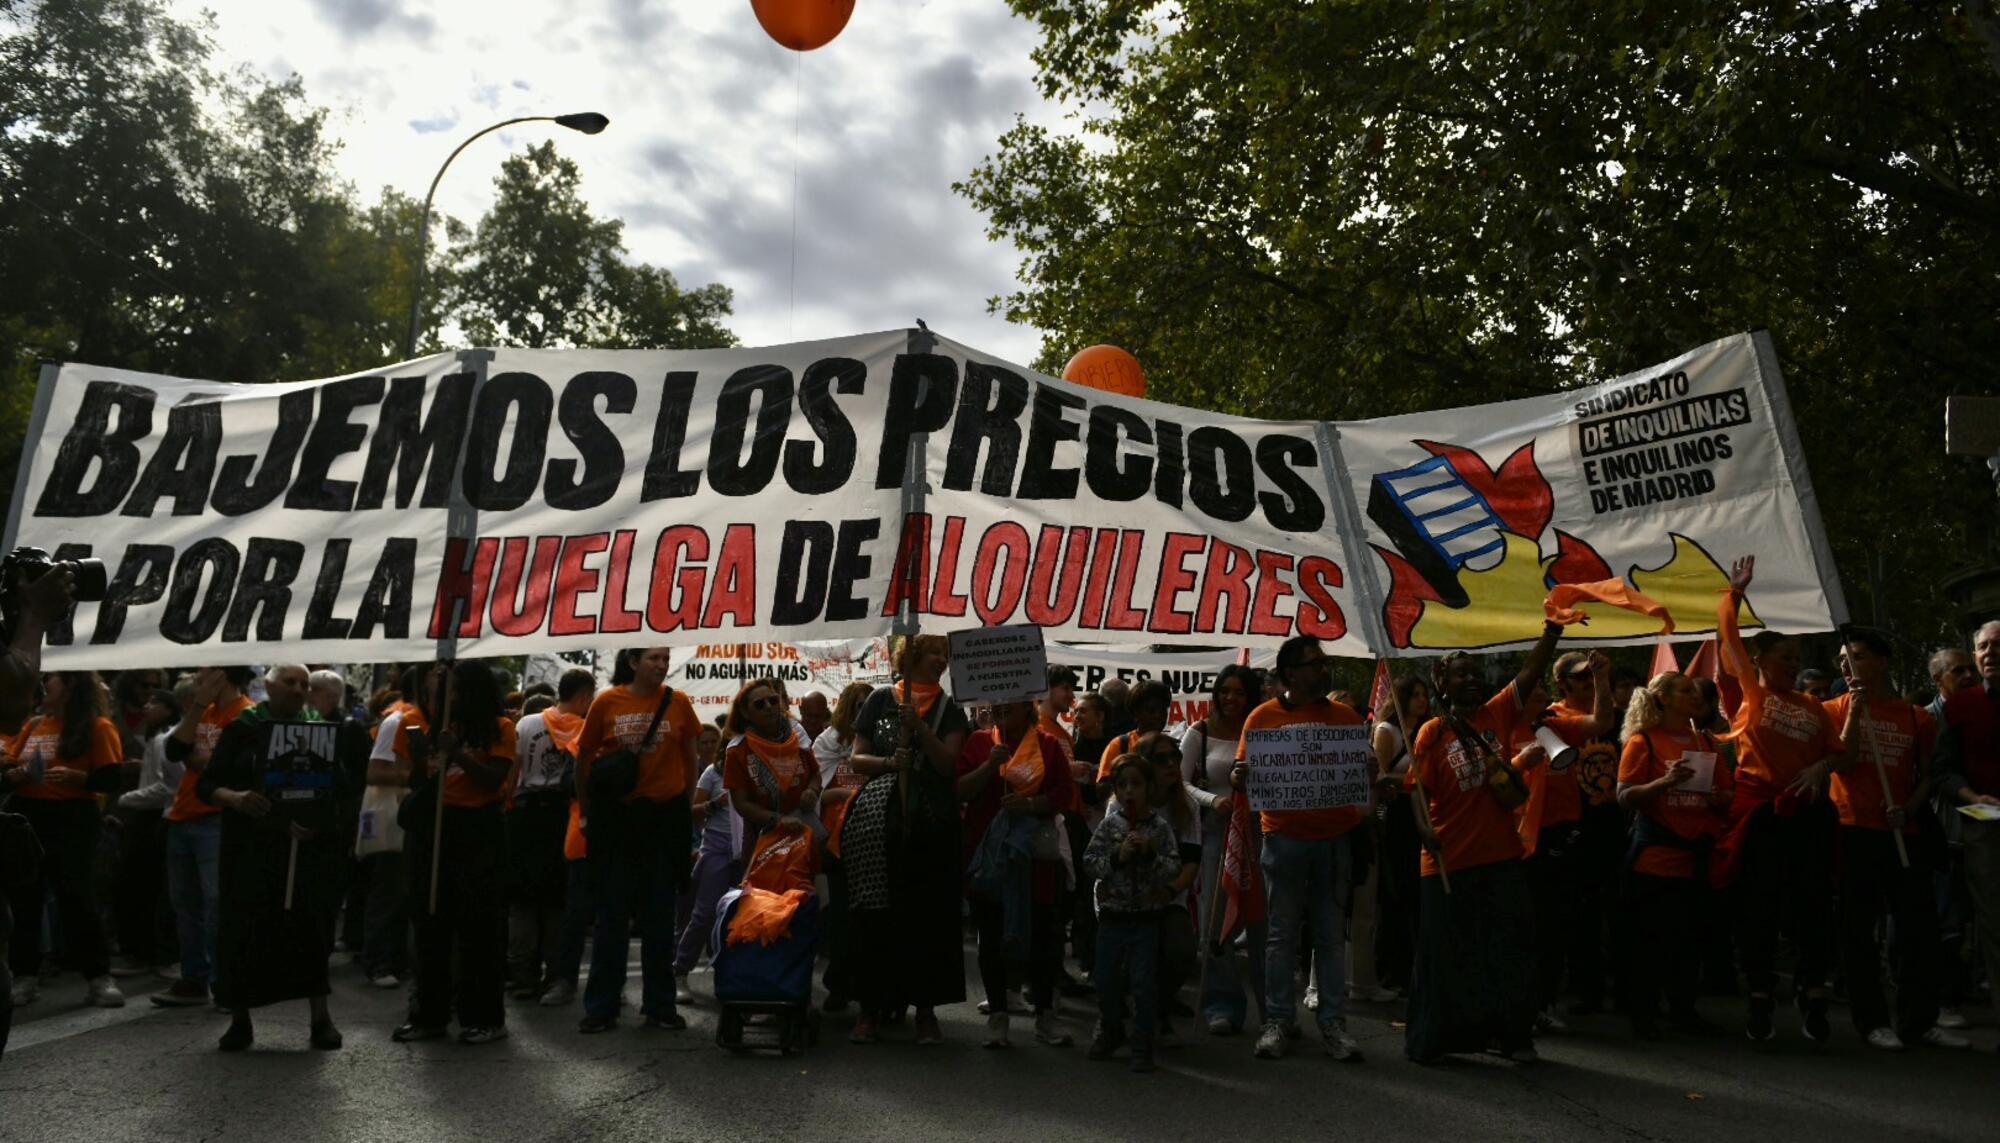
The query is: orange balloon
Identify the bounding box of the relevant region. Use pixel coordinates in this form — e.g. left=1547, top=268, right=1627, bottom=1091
left=1061, top=344, right=1146, bottom=399
left=751, top=0, right=855, bottom=51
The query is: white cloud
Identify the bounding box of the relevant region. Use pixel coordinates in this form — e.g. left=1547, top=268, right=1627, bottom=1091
left=175, top=0, right=1060, bottom=364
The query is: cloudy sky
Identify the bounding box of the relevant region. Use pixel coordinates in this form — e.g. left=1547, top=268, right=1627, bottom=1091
left=171, top=0, right=1062, bottom=364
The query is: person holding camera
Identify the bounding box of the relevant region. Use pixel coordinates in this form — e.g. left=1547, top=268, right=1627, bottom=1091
left=3, top=670, right=125, bottom=1009
left=0, top=552, right=83, bottom=1057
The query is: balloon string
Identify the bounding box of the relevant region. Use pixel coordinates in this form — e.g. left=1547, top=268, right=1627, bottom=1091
left=788, top=46, right=802, bottom=340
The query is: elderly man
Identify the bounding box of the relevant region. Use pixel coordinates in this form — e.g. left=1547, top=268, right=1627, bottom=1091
left=1933, top=619, right=2000, bottom=1046
left=1927, top=649, right=1977, bottom=721
left=798, top=691, right=833, bottom=744
left=198, top=664, right=366, bottom=1051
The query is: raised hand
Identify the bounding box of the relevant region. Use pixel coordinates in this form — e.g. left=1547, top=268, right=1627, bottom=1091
left=1727, top=555, right=1755, bottom=594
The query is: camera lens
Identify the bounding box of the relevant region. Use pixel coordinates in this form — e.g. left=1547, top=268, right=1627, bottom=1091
left=71, top=558, right=109, bottom=602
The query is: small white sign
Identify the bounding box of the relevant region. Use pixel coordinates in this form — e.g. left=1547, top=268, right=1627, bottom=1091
left=1244, top=723, right=1373, bottom=813
left=947, top=625, right=1050, bottom=706
left=1678, top=750, right=1718, bottom=795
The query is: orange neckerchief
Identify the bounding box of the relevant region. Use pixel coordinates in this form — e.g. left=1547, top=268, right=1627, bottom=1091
left=746, top=730, right=807, bottom=797
left=895, top=681, right=942, bottom=719
left=998, top=729, right=1045, bottom=796
left=541, top=710, right=584, bottom=757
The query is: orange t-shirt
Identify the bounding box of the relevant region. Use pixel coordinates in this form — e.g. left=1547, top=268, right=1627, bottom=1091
left=5, top=715, right=121, bottom=801
left=1618, top=728, right=1735, bottom=878
left=167, top=695, right=256, bottom=822
left=1039, top=711, right=1074, bottom=756
left=1821, top=694, right=1932, bottom=833
left=1096, top=729, right=1150, bottom=782
left=1238, top=696, right=1367, bottom=841
left=1717, top=591, right=1841, bottom=786
left=443, top=717, right=516, bottom=809
left=576, top=685, right=700, bottom=803
left=1410, top=685, right=1527, bottom=877
left=723, top=732, right=820, bottom=814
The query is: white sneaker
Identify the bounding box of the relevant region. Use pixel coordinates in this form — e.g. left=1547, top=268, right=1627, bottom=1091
left=674, top=976, right=695, bottom=1005
left=1536, top=1006, right=1570, bottom=1034
left=1302, top=985, right=1320, bottom=1011
left=369, top=972, right=403, bottom=990
left=1254, top=1021, right=1287, bottom=1059
left=10, top=978, right=40, bottom=1007
left=1935, top=1008, right=1969, bottom=1030
left=86, top=975, right=126, bottom=1008
left=983, top=1012, right=1011, bottom=1048
left=1921, top=1026, right=1971, bottom=1050
left=1864, top=1027, right=1906, bottom=1051
left=539, top=980, right=576, bottom=1007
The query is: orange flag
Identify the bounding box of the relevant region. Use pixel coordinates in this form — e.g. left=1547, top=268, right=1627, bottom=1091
left=1544, top=579, right=1675, bottom=633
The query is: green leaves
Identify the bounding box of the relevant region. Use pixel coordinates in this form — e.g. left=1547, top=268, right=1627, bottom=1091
left=968, top=0, right=2000, bottom=646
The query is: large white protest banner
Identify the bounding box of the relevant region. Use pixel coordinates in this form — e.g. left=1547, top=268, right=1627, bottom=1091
left=4, top=328, right=1841, bottom=667
left=1243, top=723, right=1373, bottom=813
left=1332, top=331, right=1845, bottom=655
left=7, top=330, right=1362, bottom=668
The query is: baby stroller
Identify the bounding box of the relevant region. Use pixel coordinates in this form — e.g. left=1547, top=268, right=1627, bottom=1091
left=711, top=886, right=822, bottom=1054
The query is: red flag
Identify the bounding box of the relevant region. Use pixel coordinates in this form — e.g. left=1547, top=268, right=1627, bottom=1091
left=1214, top=794, right=1265, bottom=951
left=1685, top=638, right=1741, bottom=719
left=1367, top=658, right=1391, bottom=721
left=1648, top=637, right=1681, bottom=679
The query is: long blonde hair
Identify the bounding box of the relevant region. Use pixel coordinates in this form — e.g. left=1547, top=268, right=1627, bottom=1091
left=1620, top=671, right=1691, bottom=742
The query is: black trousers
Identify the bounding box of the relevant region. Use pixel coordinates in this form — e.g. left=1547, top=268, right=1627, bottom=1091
left=973, top=892, right=1060, bottom=1015
left=1736, top=799, right=1836, bottom=997
left=5, top=799, right=108, bottom=979
left=1622, top=872, right=1702, bottom=1024
left=1526, top=821, right=1583, bottom=1009
left=1374, top=798, right=1421, bottom=991
left=113, top=808, right=171, bottom=965
left=1572, top=801, right=1626, bottom=1007
left=1838, top=826, right=1940, bottom=1038
left=408, top=805, right=506, bottom=1030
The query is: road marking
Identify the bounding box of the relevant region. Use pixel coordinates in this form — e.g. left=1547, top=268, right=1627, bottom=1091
left=7, top=999, right=167, bottom=1052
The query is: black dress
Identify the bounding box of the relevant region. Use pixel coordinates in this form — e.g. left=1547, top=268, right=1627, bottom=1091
left=840, top=688, right=968, bottom=1013
left=198, top=712, right=366, bottom=1011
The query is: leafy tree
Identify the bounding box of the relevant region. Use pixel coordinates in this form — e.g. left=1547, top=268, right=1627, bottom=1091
left=962, top=0, right=2000, bottom=646
left=441, top=141, right=736, bottom=350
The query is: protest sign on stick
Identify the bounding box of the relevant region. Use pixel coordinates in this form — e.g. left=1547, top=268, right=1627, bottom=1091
left=1242, top=723, right=1372, bottom=813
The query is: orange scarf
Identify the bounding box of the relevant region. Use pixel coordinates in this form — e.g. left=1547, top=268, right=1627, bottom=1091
left=542, top=710, right=584, bottom=757
left=998, top=730, right=1045, bottom=796
left=745, top=731, right=807, bottom=800
left=896, top=681, right=942, bottom=719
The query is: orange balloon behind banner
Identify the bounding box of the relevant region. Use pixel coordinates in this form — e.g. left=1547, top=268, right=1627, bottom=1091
left=1061, top=344, right=1146, bottom=399
left=751, top=0, right=855, bottom=51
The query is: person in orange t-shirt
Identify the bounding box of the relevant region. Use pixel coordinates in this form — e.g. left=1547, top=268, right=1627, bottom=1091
left=395, top=660, right=517, bottom=1046
left=1403, top=620, right=1564, bottom=1065
left=1616, top=671, right=1734, bottom=1039
left=1227, top=636, right=1369, bottom=1061
left=1826, top=628, right=1961, bottom=1050
left=1717, top=555, right=1843, bottom=1043
left=153, top=665, right=256, bottom=1008
left=2, top=670, right=125, bottom=1007
left=574, top=646, right=700, bottom=1033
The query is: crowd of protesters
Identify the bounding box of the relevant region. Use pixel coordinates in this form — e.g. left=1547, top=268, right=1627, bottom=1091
left=4, top=557, right=2000, bottom=1070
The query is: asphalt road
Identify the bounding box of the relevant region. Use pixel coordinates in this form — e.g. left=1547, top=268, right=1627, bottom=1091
left=3, top=946, right=1997, bottom=1143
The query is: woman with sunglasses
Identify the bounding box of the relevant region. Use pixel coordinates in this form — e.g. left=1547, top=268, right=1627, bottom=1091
left=723, top=678, right=822, bottom=856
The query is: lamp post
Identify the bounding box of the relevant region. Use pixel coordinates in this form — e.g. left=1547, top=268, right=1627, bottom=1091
left=403, top=111, right=610, bottom=360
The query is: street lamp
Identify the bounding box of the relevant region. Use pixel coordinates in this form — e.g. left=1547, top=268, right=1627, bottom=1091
left=403, top=112, right=611, bottom=360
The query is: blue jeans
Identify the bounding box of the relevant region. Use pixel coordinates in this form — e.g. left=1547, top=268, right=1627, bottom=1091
left=553, top=860, right=592, bottom=986
left=164, top=817, right=221, bottom=986
left=584, top=844, right=680, bottom=1021
left=1198, top=817, right=1268, bottom=1029
left=1260, top=831, right=1350, bottom=1031
left=1096, top=914, right=1161, bottom=1049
